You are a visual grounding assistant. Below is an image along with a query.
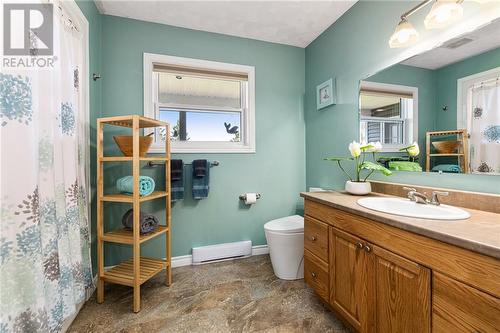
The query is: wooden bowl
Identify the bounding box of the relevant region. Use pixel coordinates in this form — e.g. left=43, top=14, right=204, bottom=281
left=432, top=140, right=460, bottom=154
left=113, top=135, right=153, bottom=157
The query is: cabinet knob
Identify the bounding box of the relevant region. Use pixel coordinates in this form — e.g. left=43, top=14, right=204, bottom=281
left=356, top=242, right=364, bottom=249
left=364, top=245, right=372, bottom=252
left=309, top=235, right=317, bottom=242
left=311, top=272, right=317, bottom=278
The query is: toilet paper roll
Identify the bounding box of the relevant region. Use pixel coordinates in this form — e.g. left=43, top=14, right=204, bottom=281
left=244, top=193, right=257, bottom=205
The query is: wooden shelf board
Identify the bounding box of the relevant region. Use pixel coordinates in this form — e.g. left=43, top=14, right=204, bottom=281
left=99, top=115, right=168, bottom=128
left=101, top=191, right=168, bottom=203
left=102, top=257, right=167, bottom=286
left=102, top=226, right=168, bottom=244
left=428, top=130, right=466, bottom=136
left=429, top=153, right=464, bottom=157
left=100, top=156, right=169, bottom=162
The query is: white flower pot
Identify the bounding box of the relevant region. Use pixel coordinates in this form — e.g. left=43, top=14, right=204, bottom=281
left=345, top=181, right=371, bottom=195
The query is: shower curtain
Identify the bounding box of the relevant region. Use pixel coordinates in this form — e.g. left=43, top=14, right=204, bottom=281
left=469, top=80, right=500, bottom=174
left=0, top=4, right=93, bottom=333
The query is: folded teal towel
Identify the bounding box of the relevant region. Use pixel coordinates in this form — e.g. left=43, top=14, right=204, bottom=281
left=116, top=176, right=155, bottom=196
left=431, top=164, right=462, bottom=173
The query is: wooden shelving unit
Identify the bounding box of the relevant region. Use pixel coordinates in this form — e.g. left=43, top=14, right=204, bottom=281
left=96, top=115, right=171, bottom=313
left=426, top=129, right=469, bottom=173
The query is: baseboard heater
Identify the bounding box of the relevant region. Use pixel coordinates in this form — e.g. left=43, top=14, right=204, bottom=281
left=192, top=240, right=252, bottom=265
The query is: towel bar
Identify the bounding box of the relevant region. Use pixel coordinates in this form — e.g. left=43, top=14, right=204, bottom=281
left=147, top=160, right=220, bottom=168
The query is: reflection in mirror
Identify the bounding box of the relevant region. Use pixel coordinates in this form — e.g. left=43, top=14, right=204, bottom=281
left=359, top=19, right=500, bottom=175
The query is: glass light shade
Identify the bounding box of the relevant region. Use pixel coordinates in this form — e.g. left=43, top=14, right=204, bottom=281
left=424, top=0, right=463, bottom=29
left=389, top=20, right=419, bottom=48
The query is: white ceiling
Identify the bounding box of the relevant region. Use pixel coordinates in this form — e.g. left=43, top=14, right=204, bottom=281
left=94, top=0, right=357, bottom=48
left=402, top=18, right=500, bottom=70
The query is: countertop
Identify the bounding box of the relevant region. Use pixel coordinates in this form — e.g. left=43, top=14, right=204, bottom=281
left=301, top=191, right=500, bottom=259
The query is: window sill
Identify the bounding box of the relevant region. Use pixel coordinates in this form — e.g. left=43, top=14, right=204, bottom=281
left=148, top=145, right=256, bottom=154
left=379, top=148, right=407, bottom=153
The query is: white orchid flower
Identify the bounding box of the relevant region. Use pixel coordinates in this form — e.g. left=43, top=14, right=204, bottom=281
left=348, top=141, right=361, bottom=158
left=366, top=141, right=382, bottom=152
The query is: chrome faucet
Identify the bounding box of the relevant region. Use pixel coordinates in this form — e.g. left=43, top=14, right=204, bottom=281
left=403, top=187, right=449, bottom=206
left=429, top=191, right=449, bottom=206
left=404, top=187, right=428, bottom=204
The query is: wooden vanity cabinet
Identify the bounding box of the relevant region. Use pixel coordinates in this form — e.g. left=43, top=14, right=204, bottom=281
left=328, top=225, right=430, bottom=333
left=304, top=199, right=500, bottom=333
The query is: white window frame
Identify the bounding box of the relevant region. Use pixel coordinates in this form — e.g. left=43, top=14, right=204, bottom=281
left=359, top=81, right=418, bottom=152
left=457, top=66, right=500, bottom=129
left=144, top=53, right=255, bottom=153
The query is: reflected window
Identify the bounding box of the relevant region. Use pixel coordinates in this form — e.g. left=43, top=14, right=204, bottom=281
left=359, top=86, right=415, bottom=150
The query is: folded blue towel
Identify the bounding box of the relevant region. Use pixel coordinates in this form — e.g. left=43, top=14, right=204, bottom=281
left=192, top=160, right=209, bottom=200
left=116, top=176, right=155, bottom=196
left=171, top=159, right=184, bottom=202
left=431, top=164, right=462, bottom=173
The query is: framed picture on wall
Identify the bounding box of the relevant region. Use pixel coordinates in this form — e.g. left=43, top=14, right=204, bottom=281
left=316, top=78, right=336, bottom=110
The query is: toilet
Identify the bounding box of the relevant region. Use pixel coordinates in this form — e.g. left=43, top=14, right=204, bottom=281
left=264, top=215, right=304, bottom=280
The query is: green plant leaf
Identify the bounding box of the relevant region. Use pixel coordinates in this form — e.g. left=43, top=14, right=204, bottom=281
left=361, top=161, right=392, bottom=176
left=324, top=157, right=354, bottom=161
left=398, top=144, right=415, bottom=151
left=360, top=143, right=374, bottom=151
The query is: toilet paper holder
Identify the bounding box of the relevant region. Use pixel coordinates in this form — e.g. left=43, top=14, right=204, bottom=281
left=239, top=193, right=261, bottom=201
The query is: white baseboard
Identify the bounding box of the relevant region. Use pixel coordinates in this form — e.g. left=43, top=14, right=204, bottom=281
left=172, top=244, right=269, bottom=268
left=171, top=254, right=193, bottom=268
left=251, top=244, right=270, bottom=256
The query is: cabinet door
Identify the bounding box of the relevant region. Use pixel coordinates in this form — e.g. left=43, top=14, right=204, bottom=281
left=372, top=244, right=431, bottom=333
left=329, top=226, right=372, bottom=332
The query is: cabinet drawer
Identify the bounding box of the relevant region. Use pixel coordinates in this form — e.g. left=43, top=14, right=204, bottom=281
left=304, top=216, right=328, bottom=262
left=433, top=272, right=500, bottom=333
left=304, top=249, right=329, bottom=302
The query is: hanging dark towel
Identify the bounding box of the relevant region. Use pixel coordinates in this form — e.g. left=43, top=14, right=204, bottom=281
left=192, top=159, right=210, bottom=199
left=171, top=159, right=184, bottom=201
left=192, top=159, right=207, bottom=178
left=122, top=209, right=159, bottom=234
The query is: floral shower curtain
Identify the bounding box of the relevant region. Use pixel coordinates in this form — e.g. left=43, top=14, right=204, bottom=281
left=0, top=5, right=93, bottom=333
left=469, top=79, right=500, bottom=174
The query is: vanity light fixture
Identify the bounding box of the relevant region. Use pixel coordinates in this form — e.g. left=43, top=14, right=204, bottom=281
left=389, top=0, right=464, bottom=48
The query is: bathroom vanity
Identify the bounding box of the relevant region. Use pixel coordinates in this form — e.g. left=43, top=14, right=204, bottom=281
left=301, top=191, right=500, bottom=333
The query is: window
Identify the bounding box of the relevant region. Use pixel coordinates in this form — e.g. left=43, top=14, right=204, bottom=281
left=144, top=53, right=255, bottom=153
left=359, top=81, right=418, bottom=151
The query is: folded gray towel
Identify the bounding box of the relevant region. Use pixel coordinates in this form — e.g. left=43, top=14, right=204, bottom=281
left=122, top=209, right=159, bottom=234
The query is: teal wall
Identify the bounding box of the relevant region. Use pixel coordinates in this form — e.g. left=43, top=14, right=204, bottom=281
left=436, top=47, right=500, bottom=130
left=305, top=0, right=500, bottom=194
left=76, top=0, right=102, bottom=274
left=77, top=0, right=500, bottom=272
left=98, top=16, right=305, bottom=265
left=367, top=64, right=438, bottom=166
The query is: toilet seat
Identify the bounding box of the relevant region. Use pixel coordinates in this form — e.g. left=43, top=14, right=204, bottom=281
left=264, top=215, right=303, bottom=234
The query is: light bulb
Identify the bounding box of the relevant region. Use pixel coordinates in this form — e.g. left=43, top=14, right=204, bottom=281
left=425, top=0, right=463, bottom=29
left=389, top=19, right=419, bottom=48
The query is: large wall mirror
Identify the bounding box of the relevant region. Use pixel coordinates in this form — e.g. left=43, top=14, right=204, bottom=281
left=359, top=19, right=500, bottom=176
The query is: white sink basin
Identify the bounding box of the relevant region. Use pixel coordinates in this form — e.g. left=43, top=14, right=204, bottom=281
left=357, top=197, right=470, bottom=220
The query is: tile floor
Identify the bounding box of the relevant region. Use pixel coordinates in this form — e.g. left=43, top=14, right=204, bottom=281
left=68, top=255, right=348, bottom=333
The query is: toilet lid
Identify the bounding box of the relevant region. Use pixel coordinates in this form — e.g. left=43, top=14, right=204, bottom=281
left=264, top=215, right=304, bottom=233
